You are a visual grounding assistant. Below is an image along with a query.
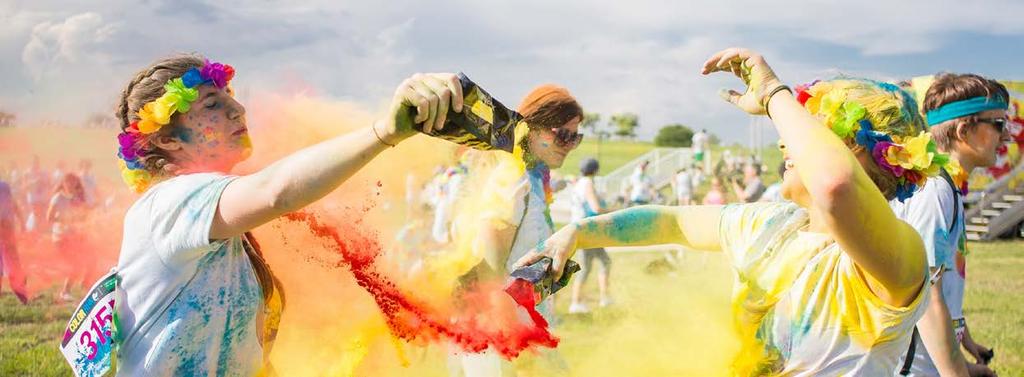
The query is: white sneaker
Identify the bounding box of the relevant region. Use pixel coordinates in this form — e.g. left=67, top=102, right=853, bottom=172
left=599, top=297, right=615, bottom=308
left=568, top=303, right=590, bottom=314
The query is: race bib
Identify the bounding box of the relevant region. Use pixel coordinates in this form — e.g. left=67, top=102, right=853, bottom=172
left=953, top=317, right=966, bottom=344
left=60, top=270, right=120, bottom=377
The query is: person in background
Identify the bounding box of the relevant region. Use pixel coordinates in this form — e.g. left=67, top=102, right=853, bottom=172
left=702, top=176, right=726, bottom=205
left=0, top=178, right=28, bottom=304
left=730, top=163, right=766, bottom=203
left=78, top=159, right=98, bottom=207
left=628, top=160, right=655, bottom=206
left=48, top=173, right=90, bottom=301
left=673, top=166, right=694, bottom=205
left=568, top=158, right=613, bottom=314
left=892, top=73, right=1009, bottom=377
left=22, top=155, right=50, bottom=234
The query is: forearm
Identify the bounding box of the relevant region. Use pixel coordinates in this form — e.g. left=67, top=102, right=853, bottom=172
left=574, top=205, right=720, bottom=251
left=767, top=93, right=862, bottom=206
left=212, top=125, right=391, bottom=239
left=255, top=125, right=386, bottom=210
left=918, top=283, right=970, bottom=377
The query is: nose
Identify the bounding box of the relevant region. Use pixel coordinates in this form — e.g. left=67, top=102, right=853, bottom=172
left=226, top=97, right=246, bottom=121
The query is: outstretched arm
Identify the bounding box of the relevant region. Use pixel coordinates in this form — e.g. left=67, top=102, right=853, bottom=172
left=211, top=73, right=463, bottom=240
left=702, top=48, right=925, bottom=306
left=514, top=205, right=722, bottom=280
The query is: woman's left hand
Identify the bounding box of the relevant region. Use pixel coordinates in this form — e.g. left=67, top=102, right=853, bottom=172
left=700, top=47, right=784, bottom=115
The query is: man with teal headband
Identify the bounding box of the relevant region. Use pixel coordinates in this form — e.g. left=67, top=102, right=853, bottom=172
left=893, top=73, right=1010, bottom=377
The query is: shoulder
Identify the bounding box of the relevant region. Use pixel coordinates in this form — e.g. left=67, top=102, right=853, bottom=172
left=130, top=173, right=236, bottom=214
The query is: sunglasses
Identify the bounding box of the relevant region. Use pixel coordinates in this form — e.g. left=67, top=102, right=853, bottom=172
left=550, top=127, right=584, bottom=147
left=977, top=117, right=1007, bottom=133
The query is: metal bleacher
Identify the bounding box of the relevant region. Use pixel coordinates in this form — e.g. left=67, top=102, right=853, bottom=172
left=964, top=162, right=1024, bottom=241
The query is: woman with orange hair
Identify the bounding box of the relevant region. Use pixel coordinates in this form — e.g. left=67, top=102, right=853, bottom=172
left=452, top=84, right=584, bottom=376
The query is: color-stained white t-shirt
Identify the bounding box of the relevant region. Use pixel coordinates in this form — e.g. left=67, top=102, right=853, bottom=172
left=116, top=173, right=264, bottom=376
left=719, top=202, right=928, bottom=376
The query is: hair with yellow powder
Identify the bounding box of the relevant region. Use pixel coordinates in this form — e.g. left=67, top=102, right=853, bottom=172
left=795, top=78, right=949, bottom=201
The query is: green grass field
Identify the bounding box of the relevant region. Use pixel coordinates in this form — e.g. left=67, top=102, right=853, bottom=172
left=555, top=138, right=656, bottom=176
left=3, top=241, right=1021, bottom=376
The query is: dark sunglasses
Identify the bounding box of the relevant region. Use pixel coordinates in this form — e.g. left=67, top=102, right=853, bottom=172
left=977, top=117, right=1007, bottom=133
left=550, top=127, right=583, bottom=147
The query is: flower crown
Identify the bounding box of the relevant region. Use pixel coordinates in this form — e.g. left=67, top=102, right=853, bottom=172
left=117, top=59, right=235, bottom=193
left=795, top=80, right=950, bottom=202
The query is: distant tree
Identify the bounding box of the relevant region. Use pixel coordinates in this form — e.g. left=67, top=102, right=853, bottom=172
left=0, top=111, right=15, bottom=127
left=654, top=124, right=694, bottom=147
left=581, top=112, right=601, bottom=133
left=610, top=112, right=638, bottom=140
left=708, top=132, right=722, bottom=146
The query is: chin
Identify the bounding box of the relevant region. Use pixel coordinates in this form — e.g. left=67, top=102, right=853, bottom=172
left=545, top=158, right=565, bottom=169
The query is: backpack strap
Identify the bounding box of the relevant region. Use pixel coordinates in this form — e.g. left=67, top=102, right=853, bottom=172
left=938, top=168, right=961, bottom=234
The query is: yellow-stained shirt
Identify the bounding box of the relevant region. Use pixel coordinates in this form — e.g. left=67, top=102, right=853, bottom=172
left=719, top=202, right=927, bottom=376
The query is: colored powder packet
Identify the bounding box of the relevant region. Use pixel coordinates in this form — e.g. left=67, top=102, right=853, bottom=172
left=413, top=72, right=523, bottom=152
left=505, top=257, right=581, bottom=305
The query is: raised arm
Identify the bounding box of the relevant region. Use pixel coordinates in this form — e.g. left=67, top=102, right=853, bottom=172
left=702, top=48, right=925, bottom=306
left=211, top=73, right=463, bottom=240
left=514, top=205, right=722, bottom=280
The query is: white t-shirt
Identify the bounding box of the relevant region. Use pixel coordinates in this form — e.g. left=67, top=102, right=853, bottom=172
left=692, top=132, right=708, bottom=152
left=629, top=169, right=652, bottom=203
left=570, top=176, right=599, bottom=222
left=115, top=173, right=264, bottom=376
left=719, top=202, right=927, bottom=376
left=889, top=177, right=966, bottom=376
left=674, top=171, right=693, bottom=197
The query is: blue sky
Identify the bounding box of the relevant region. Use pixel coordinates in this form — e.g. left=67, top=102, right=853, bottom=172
left=2, top=0, right=1022, bottom=143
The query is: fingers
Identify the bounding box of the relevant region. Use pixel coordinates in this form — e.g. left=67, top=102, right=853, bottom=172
left=406, top=76, right=439, bottom=133
left=550, top=252, right=567, bottom=281
left=701, top=47, right=758, bottom=76
left=421, top=76, right=452, bottom=132
left=700, top=49, right=729, bottom=74
left=718, top=89, right=742, bottom=105
left=432, top=73, right=463, bottom=112
left=512, top=249, right=545, bottom=270
left=397, top=73, right=463, bottom=134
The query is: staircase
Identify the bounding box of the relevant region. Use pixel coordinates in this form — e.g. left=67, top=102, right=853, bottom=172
left=964, top=162, right=1024, bottom=241
left=551, top=147, right=692, bottom=223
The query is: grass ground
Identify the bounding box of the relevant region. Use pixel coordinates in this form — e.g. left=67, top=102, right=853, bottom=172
left=3, top=241, right=1021, bottom=376
left=555, top=138, right=656, bottom=176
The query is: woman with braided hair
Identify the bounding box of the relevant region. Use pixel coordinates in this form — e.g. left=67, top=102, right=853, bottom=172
left=110, top=53, right=463, bottom=375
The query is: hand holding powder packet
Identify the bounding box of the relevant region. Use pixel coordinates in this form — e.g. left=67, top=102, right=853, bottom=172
left=413, top=72, right=523, bottom=153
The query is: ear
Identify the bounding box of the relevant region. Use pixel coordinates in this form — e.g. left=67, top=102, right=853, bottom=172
left=151, top=133, right=184, bottom=152
left=954, top=119, right=972, bottom=141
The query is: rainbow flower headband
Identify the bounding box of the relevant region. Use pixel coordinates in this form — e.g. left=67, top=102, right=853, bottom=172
left=117, top=60, right=235, bottom=192
left=795, top=81, right=950, bottom=202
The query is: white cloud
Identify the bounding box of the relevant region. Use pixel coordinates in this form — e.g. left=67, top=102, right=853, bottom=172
left=1, top=0, right=1022, bottom=145
left=21, top=12, right=117, bottom=80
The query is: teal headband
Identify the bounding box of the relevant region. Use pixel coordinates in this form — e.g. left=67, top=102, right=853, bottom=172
left=926, top=96, right=1008, bottom=126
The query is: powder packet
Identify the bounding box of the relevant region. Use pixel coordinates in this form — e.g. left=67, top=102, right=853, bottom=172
left=412, top=72, right=522, bottom=152
left=505, top=257, right=581, bottom=305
